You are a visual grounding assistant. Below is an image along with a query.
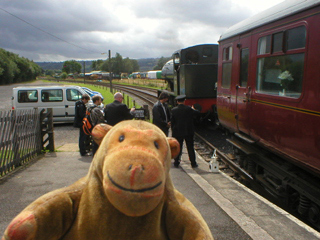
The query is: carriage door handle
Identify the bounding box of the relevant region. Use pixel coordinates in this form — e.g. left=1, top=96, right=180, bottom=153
left=244, top=87, right=251, bottom=102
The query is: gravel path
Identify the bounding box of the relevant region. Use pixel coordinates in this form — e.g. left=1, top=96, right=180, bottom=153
left=53, top=123, right=79, bottom=149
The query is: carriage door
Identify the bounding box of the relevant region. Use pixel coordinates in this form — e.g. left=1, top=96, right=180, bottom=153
left=235, top=37, right=251, bottom=134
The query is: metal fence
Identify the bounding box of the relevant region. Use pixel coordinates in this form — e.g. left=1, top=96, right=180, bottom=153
left=0, top=108, right=54, bottom=178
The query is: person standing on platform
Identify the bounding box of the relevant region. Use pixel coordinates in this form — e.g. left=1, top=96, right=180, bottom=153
left=171, top=95, right=199, bottom=168
left=104, top=92, right=135, bottom=126
left=73, top=94, right=90, bottom=156
left=152, top=92, right=171, bottom=136
left=88, top=95, right=106, bottom=156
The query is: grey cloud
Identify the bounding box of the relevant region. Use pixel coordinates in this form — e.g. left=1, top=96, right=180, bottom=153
left=129, top=0, right=251, bottom=27
left=0, top=0, right=276, bottom=62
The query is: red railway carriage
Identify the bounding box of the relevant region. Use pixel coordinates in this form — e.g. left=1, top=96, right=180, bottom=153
left=217, top=0, right=320, bottom=227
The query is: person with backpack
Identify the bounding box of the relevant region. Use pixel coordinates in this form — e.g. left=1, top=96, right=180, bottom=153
left=74, top=94, right=90, bottom=156
left=87, top=95, right=106, bottom=156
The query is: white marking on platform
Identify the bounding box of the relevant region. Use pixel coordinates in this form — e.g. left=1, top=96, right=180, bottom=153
left=179, top=151, right=320, bottom=239
left=181, top=162, right=274, bottom=240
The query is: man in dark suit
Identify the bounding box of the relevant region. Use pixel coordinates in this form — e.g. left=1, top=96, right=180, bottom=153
left=171, top=95, right=199, bottom=168
left=104, top=92, right=135, bottom=126
left=74, top=94, right=90, bottom=156
left=152, top=92, right=171, bottom=136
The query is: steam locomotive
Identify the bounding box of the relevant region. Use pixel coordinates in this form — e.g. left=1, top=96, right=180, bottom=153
left=216, top=0, right=320, bottom=228
left=161, top=44, right=218, bottom=123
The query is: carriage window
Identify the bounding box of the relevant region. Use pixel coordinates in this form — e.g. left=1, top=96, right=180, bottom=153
left=41, top=89, right=63, bottom=102
left=67, top=89, right=82, bottom=101
left=256, top=25, right=306, bottom=98
left=18, top=90, right=38, bottom=103
left=273, top=32, right=283, bottom=53
left=256, top=53, right=304, bottom=98
left=285, top=26, right=306, bottom=50
left=223, top=46, right=233, bottom=61
left=240, top=48, right=249, bottom=87
left=222, top=63, right=232, bottom=88
left=259, top=26, right=306, bottom=55
left=258, top=35, right=271, bottom=55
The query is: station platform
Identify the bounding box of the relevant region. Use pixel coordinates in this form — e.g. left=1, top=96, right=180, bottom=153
left=176, top=145, right=320, bottom=240
left=0, top=143, right=319, bottom=239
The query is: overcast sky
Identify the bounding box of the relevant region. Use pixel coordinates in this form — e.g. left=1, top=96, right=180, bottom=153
left=0, top=0, right=284, bottom=62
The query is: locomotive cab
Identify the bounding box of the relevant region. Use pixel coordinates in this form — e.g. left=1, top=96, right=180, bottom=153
left=170, top=44, right=219, bottom=123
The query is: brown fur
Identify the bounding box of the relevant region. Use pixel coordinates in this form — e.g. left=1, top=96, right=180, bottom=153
left=2, top=120, right=213, bottom=240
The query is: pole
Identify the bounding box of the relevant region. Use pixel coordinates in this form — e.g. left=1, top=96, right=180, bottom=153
left=108, top=50, right=113, bottom=92
left=83, top=61, right=86, bottom=83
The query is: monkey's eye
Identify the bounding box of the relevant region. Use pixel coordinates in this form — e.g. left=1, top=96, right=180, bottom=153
left=119, top=135, right=125, bottom=142
left=154, top=141, right=159, bottom=149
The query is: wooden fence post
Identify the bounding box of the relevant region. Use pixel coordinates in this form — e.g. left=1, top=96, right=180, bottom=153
left=47, top=108, right=55, bottom=152
left=40, top=108, right=55, bottom=152
left=143, top=105, right=150, bottom=120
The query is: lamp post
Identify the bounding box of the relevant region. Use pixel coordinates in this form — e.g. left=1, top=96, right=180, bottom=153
left=83, top=61, right=85, bottom=83
left=101, top=50, right=113, bottom=92
left=108, top=50, right=113, bottom=93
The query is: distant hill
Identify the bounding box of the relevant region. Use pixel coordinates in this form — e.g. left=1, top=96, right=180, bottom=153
left=36, top=61, right=93, bottom=72
left=36, top=58, right=170, bottom=73
left=137, top=58, right=159, bottom=72
left=35, top=62, right=63, bottom=70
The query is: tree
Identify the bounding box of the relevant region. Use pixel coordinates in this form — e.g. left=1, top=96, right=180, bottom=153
left=153, top=57, right=171, bottom=70
left=100, top=59, right=110, bottom=72
left=131, top=59, right=140, bottom=72
left=61, top=72, right=68, bottom=80
left=91, top=60, right=104, bottom=70
left=113, top=53, right=123, bottom=74
left=0, top=49, right=19, bottom=85
left=62, top=60, right=82, bottom=74
left=99, top=53, right=139, bottom=75
left=0, top=48, right=42, bottom=85
left=45, top=69, right=55, bottom=76
left=14, top=57, right=32, bottom=82
left=122, top=58, right=134, bottom=73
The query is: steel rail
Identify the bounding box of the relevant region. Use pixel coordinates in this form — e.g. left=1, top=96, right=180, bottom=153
left=195, top=132, right=253, bottom=181
left=114, top=85, right=157, bottom=107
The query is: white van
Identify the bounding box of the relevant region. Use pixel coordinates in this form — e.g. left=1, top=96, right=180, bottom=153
left=12, top=85, right=90, bottom=123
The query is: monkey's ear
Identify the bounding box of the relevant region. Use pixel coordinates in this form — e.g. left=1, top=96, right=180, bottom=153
left=91, top=123, right=113, bottom=145
left=167, top=137, right=180, bottom=159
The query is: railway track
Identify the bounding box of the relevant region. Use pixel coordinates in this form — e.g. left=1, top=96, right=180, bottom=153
left=109, top=84, right=158, bottom=107
left=195, top=132, right=253, bottom=182
left=61, top=79, right=158, bottom=108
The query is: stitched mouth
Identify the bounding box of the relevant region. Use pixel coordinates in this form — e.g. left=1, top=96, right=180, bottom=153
left=107, top=171, right=162, bottom=193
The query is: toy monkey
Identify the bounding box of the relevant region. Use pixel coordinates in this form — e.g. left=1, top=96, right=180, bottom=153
left=2, top=120, right=213, bottom=240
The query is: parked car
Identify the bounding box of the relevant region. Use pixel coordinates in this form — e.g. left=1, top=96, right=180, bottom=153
left=81, top=87, right=104, bottom=101
left=12, top=85, right=91, bottom=123
left=81, top=87, right=104, bottom=108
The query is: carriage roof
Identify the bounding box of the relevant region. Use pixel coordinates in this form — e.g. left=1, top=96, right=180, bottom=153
left=219, top=0, right=320, bottom=41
